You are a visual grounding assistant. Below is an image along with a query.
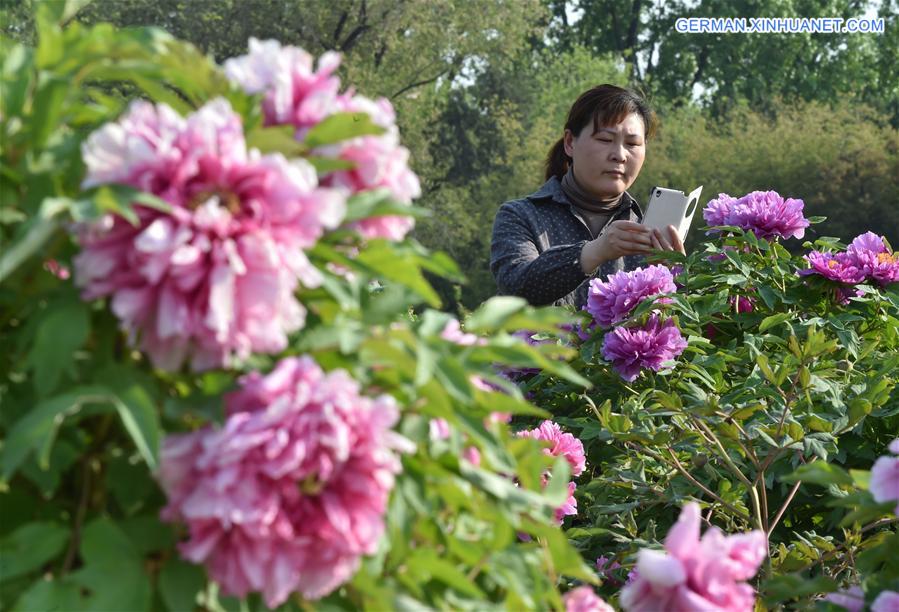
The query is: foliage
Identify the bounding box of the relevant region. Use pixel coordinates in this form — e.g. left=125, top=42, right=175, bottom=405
left=0, top=4, right=594, bottom=610
left=521, top=218, right=899, bottom=608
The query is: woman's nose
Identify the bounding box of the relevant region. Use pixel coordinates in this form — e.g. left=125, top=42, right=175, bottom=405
left=608, top=144, right=626, bottom=162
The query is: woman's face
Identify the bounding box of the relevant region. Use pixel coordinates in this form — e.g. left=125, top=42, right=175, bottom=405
left=563, top=112, right=646, bottom=199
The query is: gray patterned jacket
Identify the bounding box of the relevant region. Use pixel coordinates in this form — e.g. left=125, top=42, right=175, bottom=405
left=490, top=176, right=645, bottom=309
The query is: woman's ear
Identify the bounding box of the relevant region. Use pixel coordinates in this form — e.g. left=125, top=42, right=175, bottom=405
left=563, top=129, right=574, bottom=157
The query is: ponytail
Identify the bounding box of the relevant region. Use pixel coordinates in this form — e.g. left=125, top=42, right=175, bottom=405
left=544, top=137, right=571, bottom=181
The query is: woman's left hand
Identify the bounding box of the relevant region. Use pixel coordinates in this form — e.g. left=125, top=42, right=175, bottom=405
left=650, top=225, right=686, bottom=255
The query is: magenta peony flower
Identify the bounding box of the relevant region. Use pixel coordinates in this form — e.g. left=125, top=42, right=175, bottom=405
left=703, top=193, right=739, bottom=228
left=74, top=99, right=345, bottom=371
left=601, top=315, right=688, bottom=382
left=870, top=439, right=899, bottom=516
left=564, top=586, right=615, bottom=612
left=731, top=294, right=755, bottom=314
left=702, top=190, right=809, bottom=240
left=225, top=39, right=419, bottom=241
left=846, top=232, right=899, bottom=286
left=586, top=264, right=677, bottom=327
left=823, top=586, right=865, bottom=612
left=798, top=251, right=866, bottom=284
left=157, top=356, right=412, bottom=607
left=517, top=420, right=586, bottom=477
left=620, top=502, right=767, bottom=612
left=517, top=420, right=586, bottom=523
left=872, top=591, right=899, bottom=612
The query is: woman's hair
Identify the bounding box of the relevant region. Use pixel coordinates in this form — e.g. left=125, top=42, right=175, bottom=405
left=544, top=84, right=657, bottom=180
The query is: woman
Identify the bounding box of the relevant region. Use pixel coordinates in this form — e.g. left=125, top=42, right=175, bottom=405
left=490, top=84, right=684, bottom=309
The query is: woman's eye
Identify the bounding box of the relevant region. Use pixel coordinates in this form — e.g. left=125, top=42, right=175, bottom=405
left=598, top=138, right=613, bottom=143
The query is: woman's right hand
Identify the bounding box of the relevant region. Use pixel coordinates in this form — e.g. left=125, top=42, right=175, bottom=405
left=580, top=220, right=653, bottom=273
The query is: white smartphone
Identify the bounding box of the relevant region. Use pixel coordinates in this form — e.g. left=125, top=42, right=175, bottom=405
left=642, top=185, right=703, bottom=242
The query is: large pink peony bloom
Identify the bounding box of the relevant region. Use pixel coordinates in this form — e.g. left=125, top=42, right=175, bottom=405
left=518, top=420, right=586, bottom=522
left=586, top=265, right=677, bottom=327
left=846, top=232, right=899, bottom=286
left=703, top=190, right=809, bottom=240
left=157, top=356, right=412, bottom=607
left=601, top=315, right=688, bottom=382
left=564, top=586, right=615, bottom=612
left=620, top=502, right=767, bottom=612
left=872, top=591, right=899, bottom=612
left=74, top=99, right=345, bottom=371
left=222, top=38, right=342, bottom=134
left=798, top=251, right=866, bottom=284
left=225, top=39, right=419, bottom=241
left=316, top=93, right=420, bottom=240
left=870, top=439, right=899, bottom=516
left=703, top=193, right=738, bottom=228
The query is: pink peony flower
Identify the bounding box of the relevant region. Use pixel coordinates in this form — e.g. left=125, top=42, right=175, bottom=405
left=74, top=99, right=345, bottom=371
left=157, top=356, right=412, bottom=607
left=517, top=420, right=586, bottom=523
left=872, top=591, right=899, bottom=612
left=224, top=40, right=419, bottom=241
left=846, top=232, right=899, bottom=286
left=517, top=420, right=586, bottom=477
left=620, top=502, right=767, bottom=612
left=429, top=418, right=450, bottom=441
left=703, top=190, right=809, bottom=240
left=317, top=94, right=420, bottom=240
left=223, top=38, right=342, bottom=134
left=462, top=445, right=482, bottom=466
left=703, top=193, right=739, bottom=228
left=441, top=318, right=486, bottom=346
left=601, top=315, right=688, bottom=382
left=870, top=439, right=899, bottom=516
left=586, top=264, right=677, bottom=327
left=564, top=585, right=615, bottom=612
left=823, top=586, right=865, bottom=612
left=799, top=251, right=866, bottom=284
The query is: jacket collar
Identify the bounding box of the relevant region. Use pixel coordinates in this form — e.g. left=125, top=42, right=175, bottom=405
left=528, top=176, right=644, bottom=220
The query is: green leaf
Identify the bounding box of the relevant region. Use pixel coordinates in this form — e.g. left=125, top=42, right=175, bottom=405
left=0, top=522, right=70, bottom=583
left=1, top=386, right=110, bottom=481
left=1, top=45, right=34, bottom=119
left=406, top=549, right=485, bottom=598
left=159, top=558, right=205, bottom=612
left=69, top=519, right=151, bottom=612
left=303, top=111, right=386, bottom=147
left=466, top=296, right=528, bottom=331
left=245, top=125, right=306, bottom=156
left=762, top=573, right=836, bottom=604
left=759, top=312, right=792, bottom=333
left=782, top=461, right=852, bottom=487
left=756, top=354, right=777, bottom=384
left=355, top=241, right=441, bottom=307
left=12, top=577, right=85, bottom=612
left=31, top=74, right=70, bottom=149
left=26, top=296, right=90, bottom=395
left=110, top=384, right=160, bottom=470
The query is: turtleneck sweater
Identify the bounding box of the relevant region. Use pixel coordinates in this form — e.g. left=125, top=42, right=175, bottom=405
left=560, top=166, right=627, bottom=238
